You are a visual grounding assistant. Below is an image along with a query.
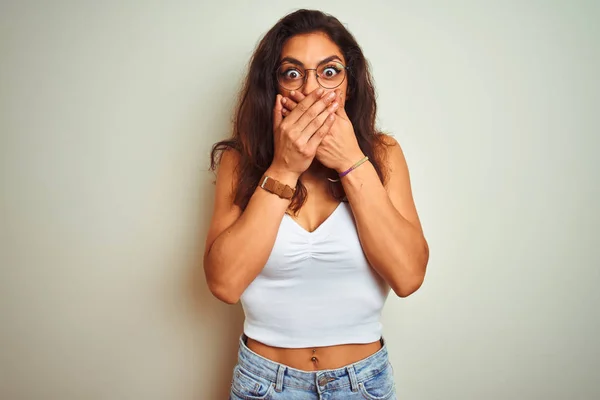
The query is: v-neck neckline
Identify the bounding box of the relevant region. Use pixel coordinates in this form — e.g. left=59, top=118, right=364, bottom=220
left=285, top=202, right=344, bottom=235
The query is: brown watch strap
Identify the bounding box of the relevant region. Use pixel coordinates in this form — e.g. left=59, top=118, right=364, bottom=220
left=260, top=176, right=295, bottom=200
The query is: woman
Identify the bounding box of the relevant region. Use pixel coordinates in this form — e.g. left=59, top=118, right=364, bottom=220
left=204, top=9, right=429, bottom=400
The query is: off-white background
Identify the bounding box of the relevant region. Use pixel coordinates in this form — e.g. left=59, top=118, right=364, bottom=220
left=1, top=1, right=598, bottom=399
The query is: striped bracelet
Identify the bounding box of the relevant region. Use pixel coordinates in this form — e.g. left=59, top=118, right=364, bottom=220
left=328, top=156, right=369, bottom=182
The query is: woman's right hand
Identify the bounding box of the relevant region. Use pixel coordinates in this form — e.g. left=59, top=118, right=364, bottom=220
left=268, top=88, right=339, bottom=183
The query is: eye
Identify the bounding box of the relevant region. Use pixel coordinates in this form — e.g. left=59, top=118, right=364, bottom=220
left=321, top=64, right=342, bottom=78
left=282, top=68, right=303, bottom=80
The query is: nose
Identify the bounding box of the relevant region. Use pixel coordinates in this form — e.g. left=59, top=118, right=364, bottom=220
left=301, top=69, right=320, bottom=96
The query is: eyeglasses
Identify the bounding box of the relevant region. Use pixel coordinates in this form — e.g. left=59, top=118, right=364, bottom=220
left=276, top=61, right=348, bottom=91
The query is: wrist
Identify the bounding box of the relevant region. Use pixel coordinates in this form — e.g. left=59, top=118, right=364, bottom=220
left=264, top=166, right=300, bottom=188
left=335, top=153, right=366, bottom=174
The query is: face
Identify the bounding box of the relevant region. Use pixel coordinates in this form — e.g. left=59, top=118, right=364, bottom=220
left=277, top=32, right=349, bottom=106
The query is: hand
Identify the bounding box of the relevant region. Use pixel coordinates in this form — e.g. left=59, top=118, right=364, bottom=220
left=281, top=90, right=365, bottom=173
left=269, top=88, right=338, bottom=184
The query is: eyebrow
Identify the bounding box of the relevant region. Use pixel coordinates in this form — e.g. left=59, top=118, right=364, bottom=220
left=279, top=55, right=343, bottom=67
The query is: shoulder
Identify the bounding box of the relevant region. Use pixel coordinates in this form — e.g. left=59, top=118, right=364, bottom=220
left=377, top=133, right=402, bottom=154
left=211, top=138, right=242, bottom=174
left=375, top=133, right=408, bottom=185
left=214, top=147, right=242, bottom=180
left=214, top=148, right=242, bottom=196
left=218, top=147, right=241, bottom=169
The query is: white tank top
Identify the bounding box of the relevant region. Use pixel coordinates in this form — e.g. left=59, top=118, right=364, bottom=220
left=240, top=202, right=391, bottom=348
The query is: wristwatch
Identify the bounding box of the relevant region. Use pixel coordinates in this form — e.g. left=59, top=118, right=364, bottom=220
left=260, top=176, right=295, bottom=200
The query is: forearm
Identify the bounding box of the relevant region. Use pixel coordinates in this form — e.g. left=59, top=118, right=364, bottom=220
left=205, top=169, right=297, bottom=303
left=341, top=160, right=429, bottom=297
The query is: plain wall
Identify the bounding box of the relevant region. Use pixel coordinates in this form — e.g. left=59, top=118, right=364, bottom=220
left=1, top=1, right=598, bottom=399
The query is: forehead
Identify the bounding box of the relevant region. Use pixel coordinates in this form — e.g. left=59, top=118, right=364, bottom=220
left=280, top=32, right=345, bottom=65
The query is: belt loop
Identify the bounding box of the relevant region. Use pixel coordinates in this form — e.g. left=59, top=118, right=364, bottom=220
left=275, top=365, right=286, bottom=392
left=346, top=366, right=359, bottom=392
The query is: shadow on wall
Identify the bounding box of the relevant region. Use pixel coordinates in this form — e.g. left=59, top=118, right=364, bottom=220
left=186, top=170, right=245, bottom=399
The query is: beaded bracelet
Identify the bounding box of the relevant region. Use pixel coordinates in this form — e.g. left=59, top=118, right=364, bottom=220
left=328, top=156, right=369, bottom=182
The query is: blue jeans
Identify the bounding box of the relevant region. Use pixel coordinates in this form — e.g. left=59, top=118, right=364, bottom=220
left=229, top=334, right=397, bottom=400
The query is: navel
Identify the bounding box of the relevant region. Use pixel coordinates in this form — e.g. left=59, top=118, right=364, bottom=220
left=311, top=348, right=318, bottom=365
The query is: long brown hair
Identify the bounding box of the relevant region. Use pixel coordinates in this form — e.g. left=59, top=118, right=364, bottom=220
left=210, top=9, right=388, bottom=212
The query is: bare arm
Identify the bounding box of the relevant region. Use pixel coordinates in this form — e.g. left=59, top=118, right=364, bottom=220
left=203, top=150, right=297, bottom=304
left=204, top=89, right=339, bottom=304
left=282, top=92, right=429, bottom=297
left=341, top=136, right=429, bottom=297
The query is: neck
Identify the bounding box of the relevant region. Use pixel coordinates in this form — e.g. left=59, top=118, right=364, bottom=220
left=302, top=160, right=334, bottom=182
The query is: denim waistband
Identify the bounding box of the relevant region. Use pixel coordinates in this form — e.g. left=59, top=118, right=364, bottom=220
left=236, top=333, right=390, bottom=393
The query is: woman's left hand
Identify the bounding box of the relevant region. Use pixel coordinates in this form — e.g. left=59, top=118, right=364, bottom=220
left=282, top=89, right=365, bottom=173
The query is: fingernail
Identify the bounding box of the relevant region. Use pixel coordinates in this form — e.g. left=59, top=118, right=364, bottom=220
left=281, top=98, right=287, bottom=104
left=290, top=90, right=295, bottom=96
left=328, top=92, right=336, bottom=99
left=317, top=88, right=324, bottom=96
left=331, top=102, right=339, bottom=111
